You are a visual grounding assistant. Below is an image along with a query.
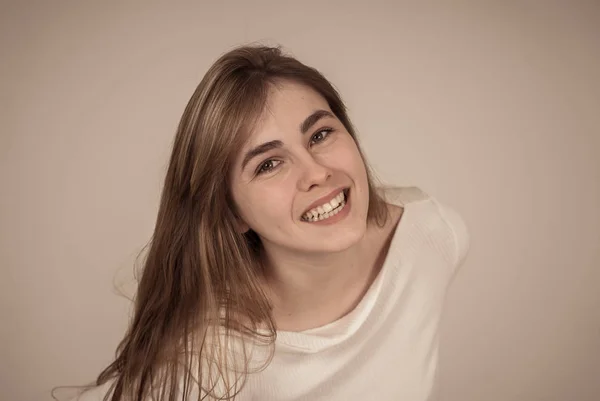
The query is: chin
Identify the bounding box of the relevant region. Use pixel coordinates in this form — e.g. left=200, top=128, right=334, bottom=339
left=306, top=224, right=367, bottom=254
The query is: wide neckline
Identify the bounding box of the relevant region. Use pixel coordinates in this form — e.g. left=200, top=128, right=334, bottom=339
left=275, top=196, right=413, bottom=352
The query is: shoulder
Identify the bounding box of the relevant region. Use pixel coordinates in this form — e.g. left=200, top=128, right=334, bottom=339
left=380, top=186, right=470, bottom=277
left=63, top=381, right=114, bottom=401
left=378, top=185, right=430, bottom=206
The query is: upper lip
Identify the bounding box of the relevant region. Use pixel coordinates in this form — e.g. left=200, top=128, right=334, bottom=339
left=301, top=187, right=347, bottom=216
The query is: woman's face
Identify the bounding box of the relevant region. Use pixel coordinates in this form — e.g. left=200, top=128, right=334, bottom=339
left=229, top=80, right=370, bottom=256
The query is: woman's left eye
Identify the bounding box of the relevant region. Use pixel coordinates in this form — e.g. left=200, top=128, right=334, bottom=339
left=309, top=128, right=333, bottom=146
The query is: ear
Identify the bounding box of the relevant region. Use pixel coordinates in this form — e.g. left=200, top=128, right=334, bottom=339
left=236, top=219, right=250, bottom=234
left=228, top=199, right=249, bottom=234
left=232, top=213, right=250, bottom=234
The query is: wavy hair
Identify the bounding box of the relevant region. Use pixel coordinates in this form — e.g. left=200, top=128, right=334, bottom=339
left=90, top=44, right=389, bottom=400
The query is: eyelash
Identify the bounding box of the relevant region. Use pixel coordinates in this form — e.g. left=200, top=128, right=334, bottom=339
left=255, top=128, right=335, bottom=175
left=309, top=127, right=334, bottom=146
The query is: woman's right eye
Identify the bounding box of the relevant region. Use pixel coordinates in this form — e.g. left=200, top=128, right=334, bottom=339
left=256, top=159, right=281, bottom=175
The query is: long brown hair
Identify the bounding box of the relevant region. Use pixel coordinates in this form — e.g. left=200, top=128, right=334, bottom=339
left=92, top=44, right=389, bottom=400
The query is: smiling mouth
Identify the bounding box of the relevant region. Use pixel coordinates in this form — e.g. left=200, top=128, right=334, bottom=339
left=301, top=189, right=349, bottom=222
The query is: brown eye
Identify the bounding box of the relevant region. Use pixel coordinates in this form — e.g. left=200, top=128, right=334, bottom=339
left=256, top=159, right=281, bottom=175
left=310, top=128, right=333, bottom=146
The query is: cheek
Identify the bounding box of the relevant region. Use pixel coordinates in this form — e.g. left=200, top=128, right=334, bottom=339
left=239, top=187, right=293, bottom=225
left=328, top=137, right=367, bottom=175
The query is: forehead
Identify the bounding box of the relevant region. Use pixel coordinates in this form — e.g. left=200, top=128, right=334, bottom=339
left=250, top=81, right=331, bottom=141
left=229, top=80, right=333, bottom=172
left=265, top=80, right=329, bottom=115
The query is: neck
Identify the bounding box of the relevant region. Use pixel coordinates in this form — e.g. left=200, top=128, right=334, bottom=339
left=264, top=242, right=370, bottom=331
left=262, top=205, right=401, bottom=331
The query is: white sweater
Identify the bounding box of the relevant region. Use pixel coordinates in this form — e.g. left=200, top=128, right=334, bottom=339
left=234, top=186, right=469, bottom=401
left=77, top=186, right=469, bottom=401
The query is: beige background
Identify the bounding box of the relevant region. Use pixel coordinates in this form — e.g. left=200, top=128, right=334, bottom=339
left=2, top=1, right=599, bottom=400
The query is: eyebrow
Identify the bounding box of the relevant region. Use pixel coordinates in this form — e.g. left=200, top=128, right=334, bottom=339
left=240, top=109, right=336, bottom=172
left=241, top=140, right=283, bottom=171
left=300, top=109, right=335, bottom=134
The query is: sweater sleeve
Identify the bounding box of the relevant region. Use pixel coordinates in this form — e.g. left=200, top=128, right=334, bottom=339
left=67, top=380, right=115, bottom=401
left=435, top=201, right=470, bottom=281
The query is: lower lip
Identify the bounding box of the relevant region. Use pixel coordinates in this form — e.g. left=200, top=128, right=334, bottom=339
left=302, top=191, right=351, bottom=226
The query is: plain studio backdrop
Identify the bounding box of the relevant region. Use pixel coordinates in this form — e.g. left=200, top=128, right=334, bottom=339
left=1, top=1, right=599, bottom=400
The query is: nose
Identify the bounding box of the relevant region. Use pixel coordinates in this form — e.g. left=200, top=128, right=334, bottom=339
left=297, top=155, right=332, bottom=192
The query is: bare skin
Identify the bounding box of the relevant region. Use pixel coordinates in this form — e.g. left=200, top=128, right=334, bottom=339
left=229, top=79, right=404, bottom=332
left=268, top=203, right=403, bottom=332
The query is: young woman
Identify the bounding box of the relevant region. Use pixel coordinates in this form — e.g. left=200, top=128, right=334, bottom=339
left=76, top=44, right=469, bottom=401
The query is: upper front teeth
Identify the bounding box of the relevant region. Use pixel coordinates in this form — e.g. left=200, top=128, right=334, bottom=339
left=303, top=191, right=345, bottom=220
